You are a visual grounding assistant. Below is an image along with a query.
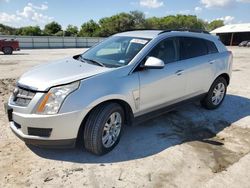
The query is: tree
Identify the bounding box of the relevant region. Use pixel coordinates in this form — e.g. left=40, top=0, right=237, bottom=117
left=144, top=17, right=162, bottom=29
left=130, top=11, right=146, bottom=29
left=0, top=12, right=216, bottom=37
left=160, top=15, right=206, bottom=30
left=16, top=26, right=42, bottom=36
left=44, top=21, right=62, bottom=35
left=78, top=20, right=100, bottom=37
left=144, top=15, right=206, bottom=31
left=208, top=20, right=224, bottom=31
left=65, top=25, right=78, bottom=36
left=99, top=12, right=135, bottom=37
left=0, top=24, right=17, bottom=35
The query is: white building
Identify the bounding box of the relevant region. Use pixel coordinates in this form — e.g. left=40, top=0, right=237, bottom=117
left=211, top=23, right=250, bottom=46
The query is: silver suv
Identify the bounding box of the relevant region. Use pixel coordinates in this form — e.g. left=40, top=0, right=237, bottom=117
left=6, top=30, right=233, bottom=155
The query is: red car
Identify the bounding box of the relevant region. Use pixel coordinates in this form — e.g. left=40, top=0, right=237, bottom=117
left=0, top=39, right=20, bottom=55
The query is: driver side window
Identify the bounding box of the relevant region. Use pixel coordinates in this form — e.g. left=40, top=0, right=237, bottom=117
left=148, top=38, right=178, bottom=64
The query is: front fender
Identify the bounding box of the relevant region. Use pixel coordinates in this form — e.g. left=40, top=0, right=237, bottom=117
left=60, top=71, right=139, bottom=114
left=84, top=94, right=136, bottom=113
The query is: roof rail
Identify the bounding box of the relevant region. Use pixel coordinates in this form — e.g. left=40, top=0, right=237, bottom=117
left=158, top=29, right=210, bottom=35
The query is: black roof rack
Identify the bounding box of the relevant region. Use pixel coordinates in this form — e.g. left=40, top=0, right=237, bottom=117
left=159, top=29, right=210, bottom=35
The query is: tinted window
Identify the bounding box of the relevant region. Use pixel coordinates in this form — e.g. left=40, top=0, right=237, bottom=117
left=206, top=40, right=218, bottom=54
left=179, top=37, right=208, bottom=60
left=148, top=38, right=177, bottom=64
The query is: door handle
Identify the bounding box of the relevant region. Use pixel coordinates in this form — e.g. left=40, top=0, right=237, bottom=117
left=209, top=60, right=216, bottom=64
left=175, top=70, right=184, bottom=76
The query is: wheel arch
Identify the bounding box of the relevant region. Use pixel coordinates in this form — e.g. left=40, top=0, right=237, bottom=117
left=2, top=46, right=13, bottom=50
left=76, top=99, right=134, bottom=146
left=216, top=73, right=230, bottom=86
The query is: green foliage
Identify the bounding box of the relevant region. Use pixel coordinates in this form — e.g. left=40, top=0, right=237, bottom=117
left=0, top=11, right=224, bottom=37
left=144, top=17, right=162, bottom=29
left=65, top=25, right=78, bottom=36
left=207, top=20, right=224, bottom=31
left=78, top=20, right=100, bottom=37
left=16, top=26, right=42, bottom=36
left=44, top=21, right=62, bottom=35
left=0, top=24, right=17, bottom=35
left=145, top=15, right=206, bottom=30
left=130, top=10, right=146, bottom=29
left=98, top=12, right=135, bottom=36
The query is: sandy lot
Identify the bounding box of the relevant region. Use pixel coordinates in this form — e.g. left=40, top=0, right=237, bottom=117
left=0, top=47, right=250, bottom=188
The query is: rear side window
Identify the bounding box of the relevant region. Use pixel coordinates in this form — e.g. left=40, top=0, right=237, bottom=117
left=179, top=37, right=208, bottom=60
left=206, top=40, right=218, bottom=54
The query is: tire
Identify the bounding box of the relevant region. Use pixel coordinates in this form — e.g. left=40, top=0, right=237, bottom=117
left=201, top=77, right=227, bottom=110
left=84, top=103, right=124, bottom=155
left=3, top=47, right=13, bottom=55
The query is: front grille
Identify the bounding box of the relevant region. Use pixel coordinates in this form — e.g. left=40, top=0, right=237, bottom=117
left=11, top=87, right=36, bottom=106
left=28, top=127, right=52, bottom=137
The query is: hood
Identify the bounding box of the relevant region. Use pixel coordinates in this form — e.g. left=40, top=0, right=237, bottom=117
left=17, top=57, right=110, bottom=91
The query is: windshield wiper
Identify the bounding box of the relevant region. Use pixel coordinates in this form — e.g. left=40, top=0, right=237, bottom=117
left=81, top=57, right=105, bottom=67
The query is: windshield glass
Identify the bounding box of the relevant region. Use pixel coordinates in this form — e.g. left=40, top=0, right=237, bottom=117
left=80, top=36, right=150, bottom=67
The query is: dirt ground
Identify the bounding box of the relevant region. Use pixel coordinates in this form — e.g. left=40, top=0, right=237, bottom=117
left=0, top=47, right=250, bottom=188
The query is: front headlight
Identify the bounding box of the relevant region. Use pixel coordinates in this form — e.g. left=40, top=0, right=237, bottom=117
left=37, top=81, right=80, bottom=115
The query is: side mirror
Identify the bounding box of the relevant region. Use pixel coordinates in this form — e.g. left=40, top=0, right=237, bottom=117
left=142, top=57, right=165, bottom=69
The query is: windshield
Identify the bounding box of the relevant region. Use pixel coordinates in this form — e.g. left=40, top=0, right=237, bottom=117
left=80, top=36, right=150, bottom=67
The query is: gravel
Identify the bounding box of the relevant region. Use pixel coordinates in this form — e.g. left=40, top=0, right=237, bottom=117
left=0, top=47, right=250, bottom=188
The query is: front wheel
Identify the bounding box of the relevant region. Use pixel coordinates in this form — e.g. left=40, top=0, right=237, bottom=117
left=84, top=103, right=124, bottom=155
left=3, top=47, right=13, bottom=55
left=201, top=77, right=227, bottom=110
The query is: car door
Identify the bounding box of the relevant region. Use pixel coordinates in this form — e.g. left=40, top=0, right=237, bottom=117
left=137, top=37, right=188, bottom=115
left=178, top=37, right=215, bottom=96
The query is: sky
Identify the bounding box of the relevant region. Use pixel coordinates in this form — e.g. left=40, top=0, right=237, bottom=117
left=0, top=0, right=250, bottom=29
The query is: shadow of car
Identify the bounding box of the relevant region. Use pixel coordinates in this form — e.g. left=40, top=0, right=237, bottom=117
left=28, top=94, right=250, bottom=163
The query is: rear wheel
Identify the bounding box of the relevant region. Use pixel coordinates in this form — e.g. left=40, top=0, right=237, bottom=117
left=201, top=77, right=227, bottom=110
left=84, top=103, right=124, bottom=155
left=2, top=47, right=13, bottom=55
